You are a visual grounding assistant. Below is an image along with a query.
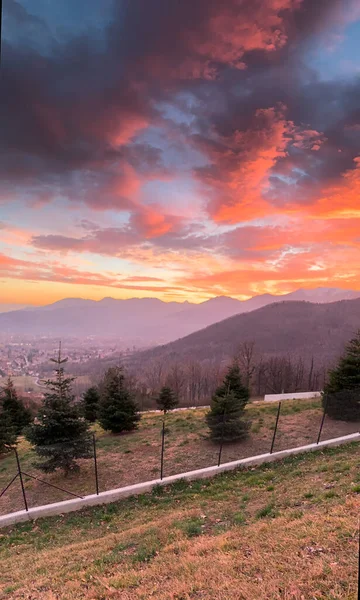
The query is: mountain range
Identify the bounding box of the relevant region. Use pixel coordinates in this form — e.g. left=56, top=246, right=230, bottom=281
left=0, top=287, right=359, bottom=344
left=132, top=297, right=360, bottom=367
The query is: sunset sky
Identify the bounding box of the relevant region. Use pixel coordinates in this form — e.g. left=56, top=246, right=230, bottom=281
left=1, top=0, right=360, bottom=306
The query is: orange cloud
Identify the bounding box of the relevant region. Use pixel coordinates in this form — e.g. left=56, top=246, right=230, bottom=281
left=200, top=105, right=292, bottom=223
left=0, top=252, right=186, bottom=295
left=180, top=245, right=360, bottom=297
left=130, top=206, right=182, bottom=238
left=307, top=157, right=360, bottom=219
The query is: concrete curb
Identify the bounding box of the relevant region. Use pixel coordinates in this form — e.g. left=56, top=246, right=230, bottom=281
left=264, top=392, right=322, bottom=402
left=140, top=405, right=209, bottom=414
left=1, top=432, right=359, bottom=528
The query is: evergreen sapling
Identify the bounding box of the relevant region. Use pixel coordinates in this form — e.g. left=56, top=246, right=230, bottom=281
left=0, top=377, right=31, bottom=436
left=156, top=386, right=178, bottom=414
left=0, top=409, right=17, bottom=454
left=25, top=344, right=92, bottom=474
left=82, top=386, right=100, bottom=423
left=99, top=367, right=140, bottom=434
left=323, top=331, right=360, bottom=421
left=207, top=361, right=250, bottom=442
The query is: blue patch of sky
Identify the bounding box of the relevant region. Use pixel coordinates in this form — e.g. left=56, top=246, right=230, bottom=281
left=135, top=125, right=208, bottom=172
left=95, top=211, right=131, bottom=229
left=270, top=172, right=301, bottom=185
left=1, top=196, right=130, bottom=236
left=4, top=0, right=114, bottom=54
left=73, top=253, right=141, bottom=275
left=140, top=176, right=207, bottom=214
left=157, top=96, right=200, bottom=129
left=306, top=19, right=360, bottom=81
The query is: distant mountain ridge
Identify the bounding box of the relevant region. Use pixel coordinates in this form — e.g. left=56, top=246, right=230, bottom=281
left=0, top=304, right=29, bottom=313
left=0, top=287, right=359, bottom=343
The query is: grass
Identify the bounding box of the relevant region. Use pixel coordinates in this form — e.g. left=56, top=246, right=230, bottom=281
left=0, top=397, right=359, bottom=518
left=11, top=375, right=44, bottom=395
left=0, top=442, right=359, bottom=598
left=255, top=501, right=277, bottom=519
left=174, top=517, right=204, bottom=538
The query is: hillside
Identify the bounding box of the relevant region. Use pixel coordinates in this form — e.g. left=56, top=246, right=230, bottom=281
left=3, top=398, right=357, bottom=516
left=0, top=442, right=359, bottom=598
left=132, top=298, right=360, bottom=366
left=0, top=287, right=359, bottom=344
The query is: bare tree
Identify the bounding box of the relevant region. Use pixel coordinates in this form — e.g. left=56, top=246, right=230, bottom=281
left=143, top=359, right=165, bottom=396
left=166, top=362, right=186, bottom=403
left=186, top=360, right=203, bottom=406
left=237, top=341, right=257, bottom=390
left=293, top=356, right=305, bottom=392
left=265, top=357, right=286, bottom=393
left=308, top=356, right=314, bottom=391
left=255, top=358, right=267, bottom=397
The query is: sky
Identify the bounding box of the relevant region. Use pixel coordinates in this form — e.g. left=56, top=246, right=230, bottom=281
left=1, top=0, right=360, bottom=306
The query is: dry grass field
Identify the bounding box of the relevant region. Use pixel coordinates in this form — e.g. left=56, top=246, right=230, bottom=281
left=10, top=375, right=44, bottom=395
left=0, top=442, right=359, bottom=599
left=1, top=398, right=359, bottom=517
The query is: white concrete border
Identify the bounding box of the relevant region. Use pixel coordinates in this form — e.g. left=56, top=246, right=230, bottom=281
left=264, top=392, right=322, bottom=402
left=1, top=432, right=359, bottom=528
left=140, top=405, right=209, bottom=414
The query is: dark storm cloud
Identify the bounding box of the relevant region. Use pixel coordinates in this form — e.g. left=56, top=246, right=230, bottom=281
left=1, top=0, right=360, bottom=221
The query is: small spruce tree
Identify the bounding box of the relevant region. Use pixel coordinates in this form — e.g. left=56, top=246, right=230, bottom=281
left=0, top=409, right=17, bottom=454
left=207, top=361, right=250, bottom=442
left=82, top=386, right=100, bottom=423
left=156, top=386, right=178, bottom=414
left=99, top=367, right=140, bottom=434
left=0, top=377, right=31, bottom=436
left=323, top=331, right=360, bottom=421
left=215, top=362, right=250, bottom=409
left=25, top=344, right=92, bottom=474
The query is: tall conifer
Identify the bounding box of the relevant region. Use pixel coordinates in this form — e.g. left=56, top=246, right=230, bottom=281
left=99, top=367, right=140, bottom=434
left=207, top=361, right=250, bottom=442
left=26, top=344, right=92, bottom=474
left=323, top=331, right=360, bottom=421
left=0, top=377, right=31, bottom=436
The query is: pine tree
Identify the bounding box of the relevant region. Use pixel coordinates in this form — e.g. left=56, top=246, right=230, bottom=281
left=25, top=344, right=92, bottom=474
left=215, top=362, right=250, bottom=409
left=0, top=377, right=31, bottom=436
left=99, top=367, right=140, bottom=434
left=82, top=386, right=100, bottom=423
left=206, top=361, right=250, bottom=442
left=323, top=331, right=360, bottom=421
left=0, top=409, right=17, bottom=454
left=156, top=386, right=178, bottom=414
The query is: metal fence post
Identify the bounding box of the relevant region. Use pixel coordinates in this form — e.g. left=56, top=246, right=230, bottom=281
left=93, top=434, right=99, bottom=495
left=317, top=395, right=327, bottom=445
left=270, top=402, right=281, bottom=454
left=160, top=416, right=166, bottom=480
left=217, top=410, right=226, bottom=467
left=14, top=448, right=28, bottom=512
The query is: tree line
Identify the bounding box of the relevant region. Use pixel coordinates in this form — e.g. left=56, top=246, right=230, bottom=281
left=125, top=343, right=328, bottom=408
left=1, top=332, right=360, bottom=475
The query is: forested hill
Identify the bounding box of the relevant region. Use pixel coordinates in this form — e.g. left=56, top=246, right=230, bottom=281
left=131, top=299, right=360, bottom=366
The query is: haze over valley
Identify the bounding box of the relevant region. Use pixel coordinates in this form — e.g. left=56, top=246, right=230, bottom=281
left=1, top=287, right=359, bottom=344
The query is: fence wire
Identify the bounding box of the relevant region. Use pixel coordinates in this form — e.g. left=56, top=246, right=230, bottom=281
left=1, top=393, right=360, bottom=516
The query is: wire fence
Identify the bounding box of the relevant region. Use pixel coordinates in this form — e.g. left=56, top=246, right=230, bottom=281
left=1, top=392, right=360, bottom=516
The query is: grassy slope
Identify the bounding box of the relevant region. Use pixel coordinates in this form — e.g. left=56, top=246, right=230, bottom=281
left=0, top=443, right=360, bottom=599
left=0, top=398, right=359, bottom=516
left=11, top=375, right=44, bottom=395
